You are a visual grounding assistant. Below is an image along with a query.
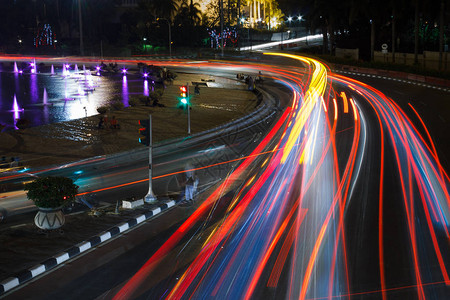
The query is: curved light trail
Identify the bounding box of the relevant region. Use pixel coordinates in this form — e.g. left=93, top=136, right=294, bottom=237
left=23, top=54, right=444, bottom=300
left=3, top=54, right=448, bottom=299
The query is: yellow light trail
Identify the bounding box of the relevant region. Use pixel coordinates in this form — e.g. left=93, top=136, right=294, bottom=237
left=264, top=53, right=328, bottom=164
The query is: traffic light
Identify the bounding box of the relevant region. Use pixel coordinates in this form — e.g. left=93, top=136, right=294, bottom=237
left=139, top=119, right=150, bottom=146
left=179, top=85, right=188, bottom=107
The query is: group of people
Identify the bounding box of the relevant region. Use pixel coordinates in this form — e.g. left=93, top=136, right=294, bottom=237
left=98, top=115, right=120, bottom=129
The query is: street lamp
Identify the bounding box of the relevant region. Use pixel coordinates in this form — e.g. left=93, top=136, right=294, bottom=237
left=157, top=18, right=171, bottom=57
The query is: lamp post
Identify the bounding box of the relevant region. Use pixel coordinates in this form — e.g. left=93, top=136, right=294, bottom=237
left=157, top=18, right=172, bottom=57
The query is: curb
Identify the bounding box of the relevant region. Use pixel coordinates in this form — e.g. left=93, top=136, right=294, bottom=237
left=0, top=199, right=176, bottom=296
left=333, top=69, right=450, bottom=93
left=130, top=55, right=196, bottom=60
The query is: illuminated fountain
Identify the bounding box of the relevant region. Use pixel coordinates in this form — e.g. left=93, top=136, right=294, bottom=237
left=76, top=84, right=86, bottom=96
left=75, top=64, right=79, bottom=72
left=30, top=61, right=36, bottom=74
left=61, top=78, right=74, bottom=101
left=143, top=79, right=149, bottom=97
left=12, top=94, right=24, bottom=128
left=42, top=88, right=52, bottom=106
left=13, top=62, right=18, bottom=73
left=50, top=65, right=55, bottom=75
left=84, top=76, right=95, bottom=92
left=62, top=64, right=70, bottom=77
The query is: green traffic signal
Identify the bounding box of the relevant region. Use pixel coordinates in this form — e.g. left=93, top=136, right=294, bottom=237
left=178, top=85, right=189, bottom=108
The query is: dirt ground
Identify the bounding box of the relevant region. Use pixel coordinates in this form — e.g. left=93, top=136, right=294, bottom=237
left=0, top=73, right=257, bottom=168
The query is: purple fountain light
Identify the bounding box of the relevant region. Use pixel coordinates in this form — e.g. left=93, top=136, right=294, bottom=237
left=143, top=79, right=149, bottom=97
left=12, top=94, right=23, bottom=124
left=30, top=61, right=36, bottom=74
left=43, top=88, right=48, bottom=105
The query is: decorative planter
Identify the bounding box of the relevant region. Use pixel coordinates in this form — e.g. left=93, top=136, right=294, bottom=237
left=34, top=206, right=65, bottom=230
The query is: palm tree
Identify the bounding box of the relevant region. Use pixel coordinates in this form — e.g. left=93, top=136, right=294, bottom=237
left=141, top=0, right=178, bottom=21
left=157, top=0, right=179, bottom=21
left=188, top=0, right=202, bottom=26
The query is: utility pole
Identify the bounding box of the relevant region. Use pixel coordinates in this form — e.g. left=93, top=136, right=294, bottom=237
left=144, top=114, right=157, bottom=203
left=78, top=0, right=84, bottom=56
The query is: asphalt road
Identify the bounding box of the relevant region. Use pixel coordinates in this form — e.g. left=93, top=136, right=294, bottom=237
left=3, top=55, right=450, bottom=300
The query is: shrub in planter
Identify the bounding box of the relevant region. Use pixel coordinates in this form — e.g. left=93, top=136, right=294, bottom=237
left=25, top=176, right=79, bottom=230
left=25, top=176, right=78, bottom=209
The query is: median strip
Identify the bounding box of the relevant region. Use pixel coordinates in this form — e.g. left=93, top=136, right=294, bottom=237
left=0, top=199, right=176, bottom=296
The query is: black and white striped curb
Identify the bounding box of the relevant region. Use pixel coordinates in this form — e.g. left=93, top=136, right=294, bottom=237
left=0, top=200, right=176, bottom=296
left=131, top=55, right=195, bottom=60
left=334, top=69, right=450, bottom=93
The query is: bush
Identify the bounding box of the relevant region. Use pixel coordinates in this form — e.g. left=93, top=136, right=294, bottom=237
left=25, top=176, right=79, bottom=208
left=110, top=101, right=124, bottom=110
left=128, top=97, right=140, bottom=107
left=166, top=70, right=177, bottom=80
left=149, top=91, right=162, bottom=101
left=97, top=106, right=108, bottom=114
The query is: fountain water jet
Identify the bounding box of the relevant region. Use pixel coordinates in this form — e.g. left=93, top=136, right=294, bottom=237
left=30, top=59, right=36, bottom=74
left=50, top=65, right=55, bottom=75
left=13, top=62, right=18, bottom=73
left=42, top=88, right=52, bottom=106
left=12, top=94, right=23, bottom=121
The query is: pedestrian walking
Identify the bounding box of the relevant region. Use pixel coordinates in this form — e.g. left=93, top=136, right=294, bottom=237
left=184, top=163, right=198, bottom=204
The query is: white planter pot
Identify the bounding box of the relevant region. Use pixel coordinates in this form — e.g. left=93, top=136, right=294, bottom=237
left=34, top=207, right=65, bottom=230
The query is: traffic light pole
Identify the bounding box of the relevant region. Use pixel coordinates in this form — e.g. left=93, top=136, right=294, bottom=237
left=144, top=114, right=157, bottom=203
left=187, top=82, right=191, bottom=135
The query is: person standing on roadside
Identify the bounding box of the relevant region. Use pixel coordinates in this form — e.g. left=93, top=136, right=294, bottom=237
left=184, top=163, right=198, bottom=204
